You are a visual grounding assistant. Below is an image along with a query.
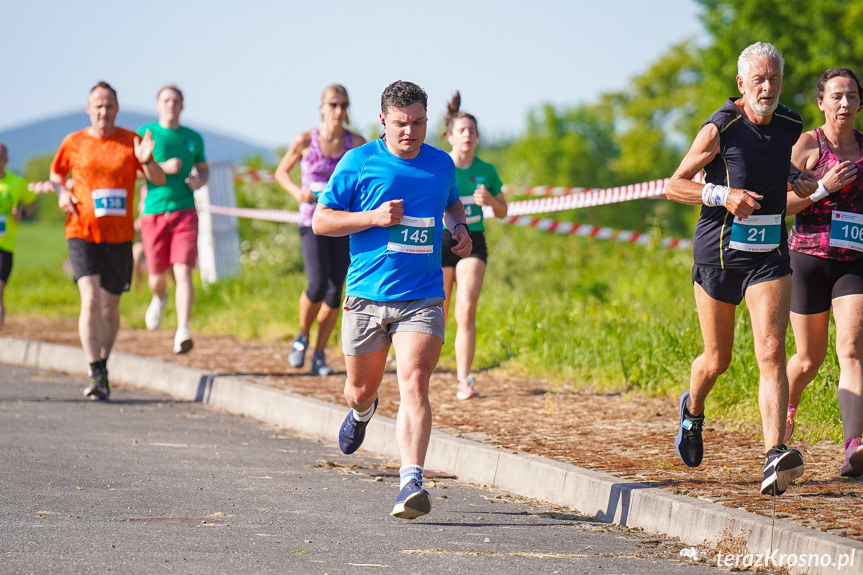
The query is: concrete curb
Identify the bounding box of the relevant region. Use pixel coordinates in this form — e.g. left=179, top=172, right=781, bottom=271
left=3, top=336, right=861, bottom=575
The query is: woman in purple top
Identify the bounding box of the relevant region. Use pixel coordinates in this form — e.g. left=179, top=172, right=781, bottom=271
left=275, top=84, right=366, bottom=376
left=786, top=68, right=863, bottom=477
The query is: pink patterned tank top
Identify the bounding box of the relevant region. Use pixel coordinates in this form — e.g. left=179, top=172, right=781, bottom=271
left=789, top=127, right=863, bottom=260
left=297, top=127, right=353, bottom=228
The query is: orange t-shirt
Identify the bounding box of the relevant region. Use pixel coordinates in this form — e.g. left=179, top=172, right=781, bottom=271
left=51, top=127, right=141, bottom=244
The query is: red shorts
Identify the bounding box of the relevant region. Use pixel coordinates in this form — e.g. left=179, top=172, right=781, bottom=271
left=140, top=208, right=198, bottom=275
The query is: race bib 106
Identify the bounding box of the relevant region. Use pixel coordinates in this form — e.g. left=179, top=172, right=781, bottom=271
left=729, top=214, right=781, bottom=252
left=829, top=210, right=863, bottom=252
left=92, top=188, right=127, bottom=218
left=388, top=215, right=435, bottom=254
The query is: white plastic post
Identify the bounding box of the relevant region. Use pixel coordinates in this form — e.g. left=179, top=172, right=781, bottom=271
left=195, top=161, right=241, bottom=285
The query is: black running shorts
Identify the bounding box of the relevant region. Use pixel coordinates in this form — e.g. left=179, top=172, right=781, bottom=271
left=0, top=249, right=12, bottom=283
left=790, top=250, right=863, bottom=314
left=67, top=239, right=133, bottom=295
left=692, top=258, right=791, bottom=306
left=441, top=229, right=488, bottom=268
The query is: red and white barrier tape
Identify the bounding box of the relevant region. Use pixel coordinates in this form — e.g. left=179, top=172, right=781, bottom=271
left=505, top=173, right=705, bottom=216
left=29, top=180, right=71, bottom=193
left=501, top=215, right=692, bottom=251
left=232, top=166, right=276, bottom=184
left=501, top=184, right=588, bottom=196
left=198, top=203, right=301, bottom=224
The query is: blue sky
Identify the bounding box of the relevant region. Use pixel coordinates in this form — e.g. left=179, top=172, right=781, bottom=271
left=3, top=0, right=702, bottom=148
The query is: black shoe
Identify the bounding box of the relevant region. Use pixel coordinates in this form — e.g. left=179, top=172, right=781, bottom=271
left=761, top=444, right=804, bottom=496
left=675, top=390, right=704, bottom=467
left=83, top=369, right=110, bottom=401
left=338, top=398, right=378, bottom=454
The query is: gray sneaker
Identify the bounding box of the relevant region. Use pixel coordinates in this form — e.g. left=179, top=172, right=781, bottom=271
left=288, top=336, right=309, bottom=368
left=310, top=352, right=334, bottom=376
left=83, top=370, right=110, bottom=401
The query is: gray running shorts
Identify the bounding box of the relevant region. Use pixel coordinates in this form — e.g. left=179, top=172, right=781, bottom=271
left=341, top=296, right=446, bottom=356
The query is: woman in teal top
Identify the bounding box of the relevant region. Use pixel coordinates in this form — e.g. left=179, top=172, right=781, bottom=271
left=441, top=92, right=508, bottom=400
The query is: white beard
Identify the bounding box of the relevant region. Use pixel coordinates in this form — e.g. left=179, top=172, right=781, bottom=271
left=746, top=91, right=779, bottom=117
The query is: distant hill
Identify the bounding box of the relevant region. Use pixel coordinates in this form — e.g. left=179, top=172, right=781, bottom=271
left=0, top=111, right=275, bottom=171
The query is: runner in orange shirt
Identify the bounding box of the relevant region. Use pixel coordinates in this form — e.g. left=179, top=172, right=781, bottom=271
left=50, top=81, right=165, bottom=400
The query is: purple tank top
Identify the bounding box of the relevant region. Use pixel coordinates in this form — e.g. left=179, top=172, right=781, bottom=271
left=789, top=127, right=863, bottom=260
left=298, top=127, right=353, bottom=228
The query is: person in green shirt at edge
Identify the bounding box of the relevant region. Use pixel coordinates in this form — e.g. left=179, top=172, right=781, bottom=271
left=0, top=143, right=37, bottom=331
left=440, top=92, right=508, bottom=401
left=138, top=85, right=208, bottom=354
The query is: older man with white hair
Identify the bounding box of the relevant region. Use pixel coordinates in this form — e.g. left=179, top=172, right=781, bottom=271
left=666, top=42, right=816, bottom=496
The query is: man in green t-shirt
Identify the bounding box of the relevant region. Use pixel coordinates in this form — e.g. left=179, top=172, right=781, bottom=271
left=137, top=85, right=208, bottom=354
left=0, top=143, right=37, bottom=330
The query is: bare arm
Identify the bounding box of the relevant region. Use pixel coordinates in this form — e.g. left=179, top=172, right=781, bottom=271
left=135, top=131, right=166, bottom=187
left=443, top=200, right=472, bottom=257
left=312, top=200, right=404, bottom=237
left=186, top=161, right=209, bottom=191
left=474, top=185, right=508, bottom=218
left=787, top=131, right=858, bottom=215
left=666, top=123, right=762, bottom=219
left=12, top=200, right=37, bottom=221
left=275, top=132, right=315, bottom=204
left=51, top=171, right=78, bottom=215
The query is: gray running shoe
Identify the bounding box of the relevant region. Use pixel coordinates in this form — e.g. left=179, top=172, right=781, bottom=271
left=288, top=336, right=309, bottom=368
left=310, top=352, right=334, bottom=376
left=83, top=369, right=110, bottom=401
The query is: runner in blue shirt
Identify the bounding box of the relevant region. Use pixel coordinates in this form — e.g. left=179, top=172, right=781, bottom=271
left=314, top=81, right=472, bottom=519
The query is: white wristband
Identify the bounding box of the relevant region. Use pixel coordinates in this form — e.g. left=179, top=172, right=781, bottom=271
left=809, top=180, right=829, bottom=202
left=702, top=183, right=731, bottom=207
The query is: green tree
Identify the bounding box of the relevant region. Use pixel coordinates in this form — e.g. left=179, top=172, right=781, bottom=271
left=697, top=0, right=863, bottom=131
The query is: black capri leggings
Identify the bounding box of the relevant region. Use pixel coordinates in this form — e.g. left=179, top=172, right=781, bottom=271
left=299, top=226, right=350, bottom=308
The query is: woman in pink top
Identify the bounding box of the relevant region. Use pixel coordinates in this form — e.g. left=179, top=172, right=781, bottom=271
left=275, top=84, right=365, bottom=376
left=786, top=68, right=863, bottom=477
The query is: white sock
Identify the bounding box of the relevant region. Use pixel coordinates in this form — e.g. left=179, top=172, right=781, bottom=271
left=400, top=464, right=423, bottom=489
left=352, top=400, right=376, bottom=422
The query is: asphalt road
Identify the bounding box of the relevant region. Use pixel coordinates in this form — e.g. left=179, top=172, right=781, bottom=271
left=0, top=364, right=727, bottom=574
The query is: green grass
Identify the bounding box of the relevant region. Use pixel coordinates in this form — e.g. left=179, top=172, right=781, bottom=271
left=3, top=212, right=846, bottom=444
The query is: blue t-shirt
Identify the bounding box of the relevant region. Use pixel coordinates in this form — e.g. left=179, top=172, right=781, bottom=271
left=318, top=140, right=459, bottom=301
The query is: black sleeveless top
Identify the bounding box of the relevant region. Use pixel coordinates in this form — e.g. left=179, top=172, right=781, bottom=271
left=693, top=98, right=803, bottom=268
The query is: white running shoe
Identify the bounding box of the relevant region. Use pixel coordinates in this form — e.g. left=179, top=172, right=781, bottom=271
left=173, top=326, right=193, bottom=354
left=145, top=295, right=167, bottom=331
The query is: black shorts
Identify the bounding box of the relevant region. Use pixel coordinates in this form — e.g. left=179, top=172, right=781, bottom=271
left=68, top=239, right=133, bottom=295
left=790, top=250, right=863, bottom=314
left=441, top=229, right=488, bottom=268
left=692, top=258, right=791, bottom=305
left=0, top=249, right=12, bottom=283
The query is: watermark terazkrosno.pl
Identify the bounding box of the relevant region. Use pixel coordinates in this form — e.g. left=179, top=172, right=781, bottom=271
left=717, top=549, right=856, bottom=571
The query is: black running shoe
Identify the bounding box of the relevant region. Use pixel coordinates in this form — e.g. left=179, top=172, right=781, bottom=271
left=675, top=390, right=704, bottom=467
left=338, top=397, right=378, bottom=454
left=391, top=478, right=431, bottom=519
left=83, top=369, right=110, bottom=401
left=761, top=444, right=804, bottom=496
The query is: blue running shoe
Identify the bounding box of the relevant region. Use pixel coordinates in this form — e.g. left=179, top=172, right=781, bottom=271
left=390, top=478, right=431, bottom=519
left=675, top=390, right=704, bottom=467
left=338, top=397, right=378, bottom=454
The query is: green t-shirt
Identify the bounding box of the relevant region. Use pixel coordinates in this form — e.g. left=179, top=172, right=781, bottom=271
left=0, top=170, right=36, bottom=252
left=453, top=156, right=502, bottom=232
left=137, top=122, right=206, bottom=214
